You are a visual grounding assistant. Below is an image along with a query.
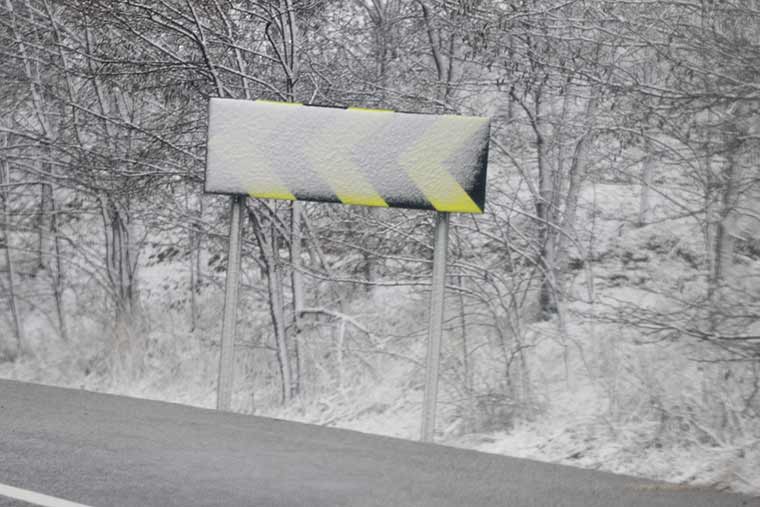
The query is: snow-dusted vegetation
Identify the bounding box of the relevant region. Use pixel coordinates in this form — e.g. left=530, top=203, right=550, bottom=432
left=1, top=0, right=759, bottom=497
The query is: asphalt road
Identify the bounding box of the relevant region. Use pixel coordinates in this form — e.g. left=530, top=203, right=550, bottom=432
left=0, top=379, right=756, bottom=507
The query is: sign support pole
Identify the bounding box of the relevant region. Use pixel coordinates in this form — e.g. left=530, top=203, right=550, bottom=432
left=421, top=211, right=450, bottom=442
left=217, top=194, right=245, bottom=411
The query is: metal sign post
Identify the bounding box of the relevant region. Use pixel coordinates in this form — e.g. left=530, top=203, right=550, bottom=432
left=217, top=194, right=244, bottom=411
left=421, top=212, right=450, bottom=442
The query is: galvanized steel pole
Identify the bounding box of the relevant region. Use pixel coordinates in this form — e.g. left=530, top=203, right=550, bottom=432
left=421, top=212, right=450, bottom=442
left=217, top=195, right=245, bottom=411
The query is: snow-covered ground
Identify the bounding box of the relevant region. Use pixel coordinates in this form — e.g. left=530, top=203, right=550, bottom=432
left=2, top=182, right=759, bottom=497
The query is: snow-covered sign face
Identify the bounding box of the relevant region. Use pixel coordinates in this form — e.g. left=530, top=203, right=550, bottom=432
left=205, top=99, right=490, bottom=213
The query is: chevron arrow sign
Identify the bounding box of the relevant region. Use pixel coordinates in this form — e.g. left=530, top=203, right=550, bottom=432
left=205, top=98, right=490, bottom=213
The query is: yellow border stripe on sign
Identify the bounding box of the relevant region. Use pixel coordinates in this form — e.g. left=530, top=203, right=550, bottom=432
left=399, top=116, right=484, bottom=213
left=255, top=99, right=303, bottom=106
left=304, top=109, right=393, bottom=208
left=248, top=188, right=297, bottom=201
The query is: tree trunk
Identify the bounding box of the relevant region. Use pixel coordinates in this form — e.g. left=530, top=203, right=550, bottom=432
left=362, top=207, right=380, bottom=287
left=185, top=188, right=195, bottom=331
left=187, top=190, right=202, bottom=332
left=713, top=142, right=739, bottom=285
left=566, top=95, right=596, bottom=232
left=535, top=98, right=557, bottom=319
left=269, top=218, right=293, bottom=403
left=37, top=182, right=53, bottom=271
left=337, top=319, right=346, bottom=391
left=1, top=234, right=23, bottom=355
left=458, top=273, right=470, bottom=394
left=1, top=149, right=24, bottom=354
left=558, top=90, right=598, bottom=267
left=50, top=192, right=67, bottom=341
left=250, top=205, right=293, bottom=404
left=638, top=138, right=654, bottom=227
left=111, top=203, right=141, bottom=378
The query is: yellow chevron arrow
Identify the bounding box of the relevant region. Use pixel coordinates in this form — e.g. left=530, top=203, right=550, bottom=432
left=399, top=116, right=485, bottom=213
left=303, top=109, right=393, bottom=208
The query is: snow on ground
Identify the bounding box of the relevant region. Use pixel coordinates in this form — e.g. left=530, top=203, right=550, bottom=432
left=1, top=182, right=758, bottom=498
left=448, top=382, right=760, bottom=497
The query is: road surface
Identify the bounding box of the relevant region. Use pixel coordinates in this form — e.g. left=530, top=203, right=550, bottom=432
left=0, top=379, right=756, bottom=506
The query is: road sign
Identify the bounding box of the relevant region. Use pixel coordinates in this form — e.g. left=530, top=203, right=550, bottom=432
left=205, top=99, right=490, bottom=213
left=205, top=98, right=491, bottom=442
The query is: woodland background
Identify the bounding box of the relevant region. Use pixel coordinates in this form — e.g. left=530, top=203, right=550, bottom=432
left=1, top=0, right=759, bottom=494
